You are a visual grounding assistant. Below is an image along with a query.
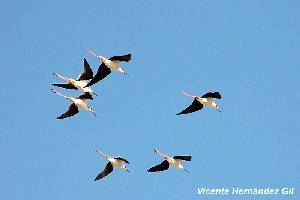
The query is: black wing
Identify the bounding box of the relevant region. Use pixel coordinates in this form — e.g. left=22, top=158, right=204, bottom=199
left=57, top=103, right=79, bottom=119
left=147, top=160, right=169, bottom=172
left=94, top=162, right=113, bottom=181
left=109, top=54, right=131, bottom=62
left=77, top=58, right=93, bottom=81
left=176, top=99, right=203, bottom=115
left=114, top=157, right=129, bottom=164
left=52, top=83, right=78, bottom=90
left=85, top=63, right=111, bottom=87
left=173, top=155, right=192, bottom=161
left=77, top=92, right=93, bottom=100
left=202, top=92, right=221, bottom=99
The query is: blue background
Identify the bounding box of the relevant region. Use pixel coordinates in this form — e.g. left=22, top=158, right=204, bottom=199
left=1, top=0, right=299, bottom=199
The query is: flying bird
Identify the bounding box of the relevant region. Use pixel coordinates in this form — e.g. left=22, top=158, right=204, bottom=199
left=94, top=149, right=130, bottom=181
left=51, top=89, right=96, bottom=119
left=147, top=149, right=191, bottom=173
left=177, top=91, right=222, bottom=115
left=85, top=49, right=131, bottom=87
left=52, top=58, right=97, bottom=96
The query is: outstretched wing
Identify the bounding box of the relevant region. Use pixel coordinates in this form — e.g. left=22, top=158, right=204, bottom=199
left=94, top=162, right=113, bottom=181
left=114, top=157, right=129, bottom=164
left=202, top=92, right=221, bottom=99
left=77, top=58, right=93, bottom=81
left=57, top=103, right=79, bottom=119
left=52, top=83, right=78, bottom=90
left=173, top=155, right=192, bottom=161
left=109, top=54, right=131, bottom=62
left=147, top=160, right=169, bottom=172
left=176, top=99, right=203, bottom=115
left=85, top=63, right=111, bottom=87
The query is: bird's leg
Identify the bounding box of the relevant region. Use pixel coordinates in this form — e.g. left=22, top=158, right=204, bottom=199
left=52, top=72, right=70, bottom=82
left=51, top=89, right=71, bottom=101
left=95, top=149, right=108, bottom=158
left=87, top=49, right=100, bottom=59
left=182, top=91, right=197, bottom=99
left=87, top=107, right=98, bottom=117
left=154, top=149, right=169, bottom=159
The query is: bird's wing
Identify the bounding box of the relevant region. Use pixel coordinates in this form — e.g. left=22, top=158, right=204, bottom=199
left=173, top=155, right=192, bottom=161
left=77, top=92, right=93, bottom=100
left=114, top=157, right=129, bottom=164
left=176, top=99, right=203, bottom=115
left=201, top=92, right=221, bottom=99
left=94, top=162, right=113, bottom=181
left=109, top=54, right=131, bottom=62
left=52, top=83, right=78, bottom=90
left=57, top=103, right=79, bottom=119
left=147, top=160, right=170, bottom=172
left=85, top=63, right=111, bottom=87
left=77, top=58, right=94, bottom=81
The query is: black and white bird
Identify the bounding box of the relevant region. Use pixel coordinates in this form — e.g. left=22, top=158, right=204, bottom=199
left=51, top=89, right=96, bottom=119
left=85, top=49, right=131, bottom=87
left=147, top=149, right=192, bottom=173
left=94, top=149, right=130, bottom=181
left=52, top=58, right=97, bottom=96
left=177, top=91, right=222, bottom=115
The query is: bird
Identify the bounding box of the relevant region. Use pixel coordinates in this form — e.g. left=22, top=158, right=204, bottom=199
left=51, top=89, right=96, bottom=119
left=147, top=149, right=191, bottom=173
left=94, top=149, right=130, bottom=181
left=176, top=91, right=222, bottom=115
left=52, top=58, right=97, bottom=96
left=85, top=49, right=131, bottom=87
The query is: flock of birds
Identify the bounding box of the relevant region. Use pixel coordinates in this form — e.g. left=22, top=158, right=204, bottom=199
left=51, top=49, right=222, bottom=180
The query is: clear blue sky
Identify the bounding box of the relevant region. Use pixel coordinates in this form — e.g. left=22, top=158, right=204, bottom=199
left=0, top=0, right=299, bottom=199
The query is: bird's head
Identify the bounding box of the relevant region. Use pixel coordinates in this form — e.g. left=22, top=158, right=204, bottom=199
left=212, top=102, right=221, bottom=113
left=122, top=165, right=130, bottom=173
left=88, top=107, right=97, bottom=116
left=117, top=67, right=126, bottom=75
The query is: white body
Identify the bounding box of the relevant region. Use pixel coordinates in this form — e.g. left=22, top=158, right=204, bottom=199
left=102, top=57, right=125, bottom=74
left=69, top=79, right=93, bottom=94
left=70, top=98, right=87, bottom=109
left=53, top=73, right=94, bottom=94
left=108, top=157, right=125, bottom=169
left=197, top=97, right=217, bottom=109
left=166, top=157, right=184, bottom=169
